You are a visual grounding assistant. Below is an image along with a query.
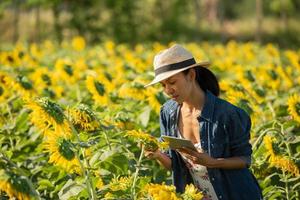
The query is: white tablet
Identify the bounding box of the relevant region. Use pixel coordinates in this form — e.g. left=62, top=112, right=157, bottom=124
left=162, top=136, right=197, bottom=151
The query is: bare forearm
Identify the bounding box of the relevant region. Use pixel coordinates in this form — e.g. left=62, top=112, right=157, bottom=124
left=207, top=157, right=247, bottom=169
left=156, top=152, right=172, bottom=170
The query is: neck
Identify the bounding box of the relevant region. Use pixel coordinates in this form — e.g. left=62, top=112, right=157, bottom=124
left=182, top=85, right=205, bottom=112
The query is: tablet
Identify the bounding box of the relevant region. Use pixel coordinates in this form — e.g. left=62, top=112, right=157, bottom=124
left=162, top=136, right=197, bottom=151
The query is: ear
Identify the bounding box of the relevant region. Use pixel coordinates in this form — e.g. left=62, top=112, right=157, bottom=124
left=188, top=68, right=196, bottom=81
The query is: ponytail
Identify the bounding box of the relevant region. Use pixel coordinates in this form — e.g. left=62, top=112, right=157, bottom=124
left=183, top=66, right=220, bottom=96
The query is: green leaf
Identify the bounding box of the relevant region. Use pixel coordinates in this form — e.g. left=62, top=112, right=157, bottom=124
left=58, top=179, right=85, bottom=200
left=139, top=106, right=151, bottom=127
left=14, top=109, right=29, bottom=133
left=89, top=151, right=101, bottom=166
left=292, top=181, right=300, bottom=190
left=100, top=153, right=129, bottom=174
left=37, top=179, right=54, bottom=190
left=268, top=192, right=284, bottom=200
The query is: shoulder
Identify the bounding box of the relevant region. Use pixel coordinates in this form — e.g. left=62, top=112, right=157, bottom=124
left=214, top=96, right=250, bottom=121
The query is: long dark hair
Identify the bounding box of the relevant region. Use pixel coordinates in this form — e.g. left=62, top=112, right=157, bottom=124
left=183, top=66, right=220, bottom=97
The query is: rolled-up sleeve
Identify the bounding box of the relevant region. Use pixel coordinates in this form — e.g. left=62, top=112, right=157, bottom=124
left=227, top=108, right=252, bottom=167
left=158, top=107, right=172, bottom=158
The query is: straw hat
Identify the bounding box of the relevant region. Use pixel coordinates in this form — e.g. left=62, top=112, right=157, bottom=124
left=144, top=44, right=210, bottom=87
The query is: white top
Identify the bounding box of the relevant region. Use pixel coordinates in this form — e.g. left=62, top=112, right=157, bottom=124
left=177, top=130, right=218, bottom=200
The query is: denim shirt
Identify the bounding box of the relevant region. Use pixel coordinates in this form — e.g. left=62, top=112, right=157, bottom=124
left=159, top=91, right=262, bottom=200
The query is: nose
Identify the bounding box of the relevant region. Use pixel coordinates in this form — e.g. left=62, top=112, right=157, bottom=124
left=164, top=84, right=174, bottom=96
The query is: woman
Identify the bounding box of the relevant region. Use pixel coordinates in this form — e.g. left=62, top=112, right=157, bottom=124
left=144, top=44, right=262, bottom=200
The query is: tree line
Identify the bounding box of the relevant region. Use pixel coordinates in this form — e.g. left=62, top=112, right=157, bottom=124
left=0, top=0, right=299, bottom=45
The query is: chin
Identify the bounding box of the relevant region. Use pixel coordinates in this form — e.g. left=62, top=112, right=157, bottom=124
left=174, top=98, right=182, bottom=103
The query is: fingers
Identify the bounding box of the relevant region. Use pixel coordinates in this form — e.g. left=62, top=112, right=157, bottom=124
left=144, top=151, right=153, bottom=157
left=144, top=150, right=159, bottom=159
left=177, top=148, right=202, bottom=164
left=177, top=147, right=198, bottom=156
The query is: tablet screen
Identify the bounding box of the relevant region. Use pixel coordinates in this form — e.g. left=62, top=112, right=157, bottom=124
left=162, top=136, right=197, bottom=151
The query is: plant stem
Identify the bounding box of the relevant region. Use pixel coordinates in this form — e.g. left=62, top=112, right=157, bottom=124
left=283, top=170, right=290, bottom=200
left=252, top=127, right=275, bottom=150
left=267, top=101, right=276, bottom=118
left=67, top=119, right=97, bottom=200
left=103, top=131, right=112, bottom=150
left=131, top=144, right=144, bottom=200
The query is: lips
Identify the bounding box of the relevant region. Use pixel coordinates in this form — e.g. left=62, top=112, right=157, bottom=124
left=172, top=95, right=179, bottom=99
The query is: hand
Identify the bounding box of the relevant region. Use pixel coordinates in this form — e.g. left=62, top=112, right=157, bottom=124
left=144, top=148, right=161, bottom=160
left=177, top=147, right=217, bottom=167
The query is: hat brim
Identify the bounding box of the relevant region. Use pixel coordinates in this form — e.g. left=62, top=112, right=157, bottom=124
left=144, top=61, right=210, bottom=88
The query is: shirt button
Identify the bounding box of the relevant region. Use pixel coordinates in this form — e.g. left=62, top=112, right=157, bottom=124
left=219, top=195, right=223, bottom=199
left=211, top=177, right=215, bottom=181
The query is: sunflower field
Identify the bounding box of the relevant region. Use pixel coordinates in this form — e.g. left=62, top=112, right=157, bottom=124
left=0, top=37, right=299, bottom=200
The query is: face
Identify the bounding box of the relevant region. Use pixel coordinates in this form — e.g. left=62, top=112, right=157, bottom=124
left=160, top=70, right=194, bottom=103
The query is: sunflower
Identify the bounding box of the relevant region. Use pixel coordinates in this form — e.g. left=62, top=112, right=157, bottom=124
left=269, top=155, right=299, bottom=176
left=29, top=43, right=43, bottom=59
left=86, top=75, right=113, bottom=106
left=285, top=50, right=300, bottom=70
left=94, top=171, right=104, bottom=190
left=276, top=66, right=293, bottom=90
left=287, top=94, right=300, bottom=123
left=0, top=83, right=10, bottom=103
left=11, top=75, right=36, bottom=99
left=219, top=79, right=231, bottom=93
left=118, top=82, right=145, bottom=101
left=0, top=71, right=14, bottom=88
left=29, top=67, right=62, bottom=98
left=0, top=72, right=34, bottom=100
left=72, top=36, right=86, bottom=51
left=142, top=183, right=180, bottom=200
left=225, top=89, right=254, bottom=115
left=108, top=176, right=132, bottom=192
left=54, top=58, right=80, bottom=84
left=263, top=135, right=275, bottom=157
left=29, top=67, right=53, bottom=89
left=0, top=170, right=37, bottom=200
left=182, top=184, right=203, bottom=200
left=43, top=133, right=81, bottom=173
left=26, top=97, right=72, bottom=137
left=263, top=135, right=299, bottom=176
left=101, top=176, right=133, bottom=199
left=104, top=40, right=116, bottom=56
left=67, top=104, right=100, bottom=132
left=126, top=130, right=168, bottom=151
left=144, top=87, right=164, bottom=114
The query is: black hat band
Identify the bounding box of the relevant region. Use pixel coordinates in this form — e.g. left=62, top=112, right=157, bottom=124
left=154, top=58, right=196, bottom=76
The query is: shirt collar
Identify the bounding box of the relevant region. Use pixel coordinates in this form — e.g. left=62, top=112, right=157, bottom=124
left=198, top=90, right=216, bottom=122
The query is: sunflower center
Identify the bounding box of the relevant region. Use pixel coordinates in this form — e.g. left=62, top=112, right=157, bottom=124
left=38, top=98, right=64, bottom=124
left=7, top=55, right=14, bottom=63
left=237, top=99, right=253, bottom=115
left=58, top=139, right=75, bottom=160
left=42, top=88, right=56, bottom=98
left=42, top=74, right=52, bottom=85
left=245, top=70, right=255, bottom=82
left=77, top=104, right=96, bottom=121
left=268, top=70, right=278, bottom=80
left=254, top=86, right=266, bottom=97
left=94, top=81, right=105, bottom=96
left=64, top=64, right=73, bottom=76
left=296, top=103, right=300, bottom=115
left=9, top=173, right=32, bottom=195
left=18, top=51, right=24, bottom=58
left=0, top=86, right=4, bottom=96
left=17, top=75, right=33, bottom=90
